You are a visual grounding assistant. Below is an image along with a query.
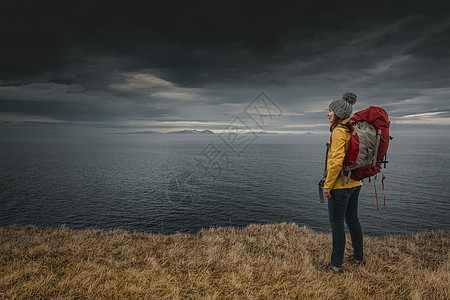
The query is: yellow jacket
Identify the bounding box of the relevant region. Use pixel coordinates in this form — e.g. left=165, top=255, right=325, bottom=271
left=324, top=118, right=362, bottom=190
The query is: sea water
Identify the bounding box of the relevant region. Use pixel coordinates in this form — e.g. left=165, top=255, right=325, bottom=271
left=1, top=134, right=449, bottom=235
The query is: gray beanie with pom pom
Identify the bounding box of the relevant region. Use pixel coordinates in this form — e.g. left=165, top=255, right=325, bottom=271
left=329, top=92, right=357, bottom=119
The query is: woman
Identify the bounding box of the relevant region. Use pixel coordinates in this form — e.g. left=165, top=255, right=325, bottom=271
left=322, top=92, right=365, bottom=274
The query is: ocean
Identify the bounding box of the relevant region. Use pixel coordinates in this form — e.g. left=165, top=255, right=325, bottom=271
left=1, top=134, right=449, bottom=235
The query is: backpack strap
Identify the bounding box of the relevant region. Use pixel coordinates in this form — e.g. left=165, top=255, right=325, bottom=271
left=324, top=142, right=331, bottom=174
left=334, top=123, right=350, bottom=186
left=381, top=171, right=386, bottom=207
left=335, top=124, right=350, bottom=131
left=345, top=169, right=352, bottom=185
left=373, top=174, right=379, bottom=210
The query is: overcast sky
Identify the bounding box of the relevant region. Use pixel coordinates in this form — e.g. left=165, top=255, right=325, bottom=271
left=1, top=0, right=449, bottom=136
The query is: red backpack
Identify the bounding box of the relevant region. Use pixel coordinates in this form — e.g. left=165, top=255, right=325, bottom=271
left=340, top=106, right=392, bottom=209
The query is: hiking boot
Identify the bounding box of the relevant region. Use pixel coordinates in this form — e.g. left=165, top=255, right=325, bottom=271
left=345, top=256, right=366, bottom=266
left=316, top=263, right=344, bottom=274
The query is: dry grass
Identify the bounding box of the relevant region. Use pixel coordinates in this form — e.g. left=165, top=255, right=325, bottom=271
left=0, top=223, right=449, bottom=299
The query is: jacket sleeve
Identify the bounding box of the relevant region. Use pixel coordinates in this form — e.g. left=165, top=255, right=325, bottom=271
left=324, top=128, right=348, bottom=190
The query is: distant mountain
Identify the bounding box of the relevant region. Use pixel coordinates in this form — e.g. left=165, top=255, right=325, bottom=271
left=167, top=129, right=215, bottom=134
left=223, top=131, right=278, bottom=135
left=120, top=131, right=161, bottom=134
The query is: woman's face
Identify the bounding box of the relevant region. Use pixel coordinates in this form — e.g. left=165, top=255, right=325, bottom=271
left=327, top=109, right=335, bottom=123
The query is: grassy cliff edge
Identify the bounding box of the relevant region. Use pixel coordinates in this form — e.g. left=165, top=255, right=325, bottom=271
left=1, top=223, right=449, bottom=299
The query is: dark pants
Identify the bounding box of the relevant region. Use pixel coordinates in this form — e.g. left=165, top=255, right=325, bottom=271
left=328, top=185, right=363, bottom=268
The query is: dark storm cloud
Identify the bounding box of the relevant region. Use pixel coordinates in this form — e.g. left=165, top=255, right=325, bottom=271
left=2, top=0, right=448, bottom=85
left=1, top=0, right=450, bottom=134
left=0, top=98, right=172, bottom=122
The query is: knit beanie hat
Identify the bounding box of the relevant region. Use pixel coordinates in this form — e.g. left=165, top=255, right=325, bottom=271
left=329, top=92, right=357, bottom=119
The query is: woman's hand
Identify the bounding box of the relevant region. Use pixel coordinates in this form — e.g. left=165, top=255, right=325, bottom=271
left=324, top=189, right=332, bottom=199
